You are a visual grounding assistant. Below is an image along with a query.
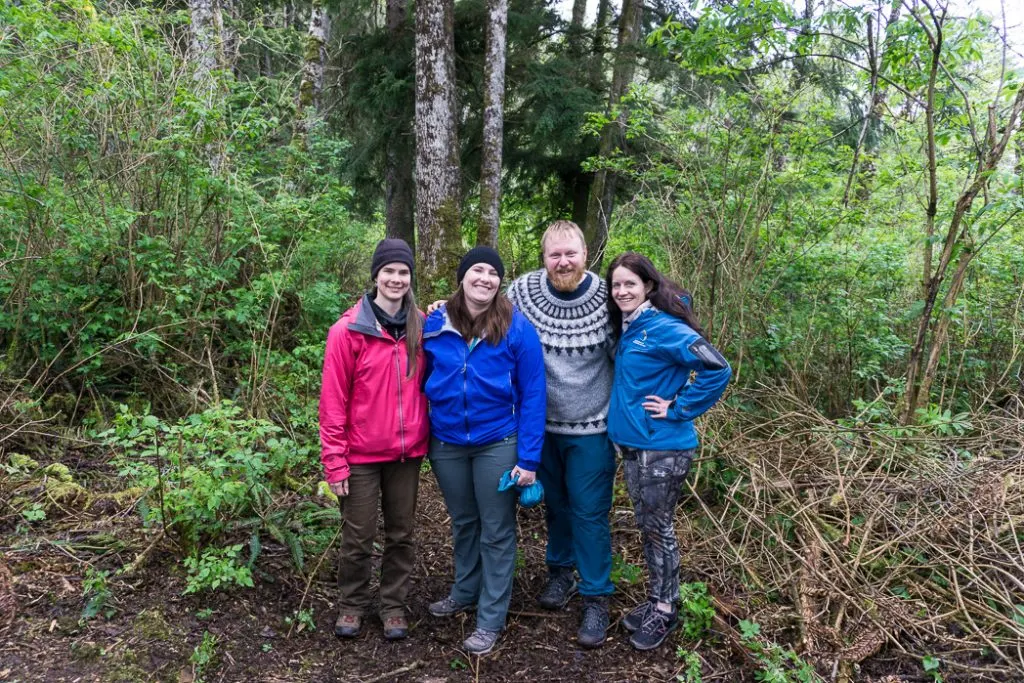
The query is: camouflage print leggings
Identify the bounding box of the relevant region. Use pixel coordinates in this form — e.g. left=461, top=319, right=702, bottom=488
left=620, top=447, right=695, bottom=605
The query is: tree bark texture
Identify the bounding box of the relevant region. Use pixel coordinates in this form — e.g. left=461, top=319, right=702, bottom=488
left=189, top=0, right=220, bottom=98
left=477, top=0, right=508, bottom=247
left=384, top=0, right=415, bottom=246
left=415, top=0, right=462, bottom=295
left=568, top=0, right=588, bottom=56
left=583, top=0, right=642, bottom=268
left=297, top=0, right=330, bottom=125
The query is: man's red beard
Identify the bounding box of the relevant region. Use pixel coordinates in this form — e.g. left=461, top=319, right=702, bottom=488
left=548, top=266, right=585, bottom=292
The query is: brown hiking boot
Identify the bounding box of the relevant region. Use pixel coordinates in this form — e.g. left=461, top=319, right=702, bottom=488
left=334, top=614, right=362, bottom=638
left=382, top=615, right=409, bottom=640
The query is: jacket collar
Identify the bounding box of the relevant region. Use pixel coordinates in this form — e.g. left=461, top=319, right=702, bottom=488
left=347, top=293, right=386, bottom=338
left=622, top=300, right=655, bottom=332
left=422, top=305, right=460, bottom=339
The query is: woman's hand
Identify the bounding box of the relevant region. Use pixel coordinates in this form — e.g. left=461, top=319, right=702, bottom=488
left=329, top=478, right=350, bottom=497
left=642, top=394, right=673, bottom=419
left=426, top=299, right=446, bottom=315
left=510, top=466, right=536, bottom=486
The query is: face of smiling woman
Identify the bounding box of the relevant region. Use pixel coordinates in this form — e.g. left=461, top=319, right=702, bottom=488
left=611, top=265, right=652, bottom=315
left=374, top=263, right=412, bottom=306
left=462, top=263, right=501, bottom=312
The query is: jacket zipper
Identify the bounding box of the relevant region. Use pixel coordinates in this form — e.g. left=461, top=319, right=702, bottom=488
left=509, top=371, right=515, bottom=415
left=394, top=345, right=407, bottom=460
left=463, top=344, right=469, bottom=441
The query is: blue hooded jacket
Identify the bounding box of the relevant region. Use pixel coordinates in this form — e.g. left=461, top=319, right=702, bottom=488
left=607, top=308, right=731, bottom=451
left=422, top=305, right=547, bottom=470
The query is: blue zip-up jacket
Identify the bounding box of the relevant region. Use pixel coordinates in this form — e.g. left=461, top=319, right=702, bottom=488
left=422, top=305, right=547, bottom=470
left=608, top=308, right=731, bottom=451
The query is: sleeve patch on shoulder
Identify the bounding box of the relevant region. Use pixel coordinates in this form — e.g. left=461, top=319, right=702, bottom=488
left=688, top=338, right=728, bottom=370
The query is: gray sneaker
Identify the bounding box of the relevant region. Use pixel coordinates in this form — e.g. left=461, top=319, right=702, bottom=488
left=622, top=598, right=655, bottom=633
left=463, top=627, right=501, bottom=655
left=428, top=595, right=474, bottom=618
left=538, top=567, right=578, bottom=610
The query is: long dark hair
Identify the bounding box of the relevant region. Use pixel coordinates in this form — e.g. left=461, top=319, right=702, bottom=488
left=605, top=252, right=706, bottom=339
left=446, top=285, right=513, bottom=343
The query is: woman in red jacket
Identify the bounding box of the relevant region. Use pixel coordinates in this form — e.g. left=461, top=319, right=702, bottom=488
left=319, top=239, right=429, bottom=641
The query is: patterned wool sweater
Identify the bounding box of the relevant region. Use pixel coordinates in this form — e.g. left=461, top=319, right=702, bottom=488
left=507, top=269, right=614, bottom=435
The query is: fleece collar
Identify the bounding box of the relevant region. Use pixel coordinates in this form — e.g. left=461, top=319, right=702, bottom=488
left=347, top=293, right=386, bottom=338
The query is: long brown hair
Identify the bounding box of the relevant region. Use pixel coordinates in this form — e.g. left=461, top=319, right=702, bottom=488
left=446, top=285, right=513, bottom=343
left=401, top=289, right=422, bottom=378
left=605, top=252, right=706, bottom=340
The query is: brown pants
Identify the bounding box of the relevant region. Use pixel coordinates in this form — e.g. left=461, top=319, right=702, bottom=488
left=337, top=458, right=421, bottom=619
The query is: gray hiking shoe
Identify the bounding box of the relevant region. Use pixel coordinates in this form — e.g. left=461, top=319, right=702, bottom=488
left=622, top=598, right=655, bottom=633
left=428, top=594, right=474, bottom=618
left=463, top=627, right=501, bottom=655
left=538, top=567, right=578, bottom=610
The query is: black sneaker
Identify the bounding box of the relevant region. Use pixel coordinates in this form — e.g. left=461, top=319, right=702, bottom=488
left=537, top=567, right=578, bottom=610
left=622, top=598, right=655, bottom=633
left=577, top=596, right=609, bottom=648
left=629, top=606, right=678, bottom=651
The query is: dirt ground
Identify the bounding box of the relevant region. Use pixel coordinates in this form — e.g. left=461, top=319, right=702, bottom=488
left=1, top=470, right=757, bottom=683
left=0, top=464, right=966, bottom=683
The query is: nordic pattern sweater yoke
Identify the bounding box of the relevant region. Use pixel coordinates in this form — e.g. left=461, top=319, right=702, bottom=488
left=507, top=269, right=614, bottom=435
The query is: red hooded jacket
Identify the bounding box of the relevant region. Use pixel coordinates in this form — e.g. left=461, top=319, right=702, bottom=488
left=319, top=295, right=429, bottom=483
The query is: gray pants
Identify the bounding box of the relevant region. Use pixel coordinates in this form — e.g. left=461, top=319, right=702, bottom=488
left=429, top=435, right=519, bottom=631
left=620, top=447, right=694, bottom=605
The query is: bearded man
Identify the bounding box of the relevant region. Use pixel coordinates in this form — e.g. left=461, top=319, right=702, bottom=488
left=507, top=220, right=615, bottom=649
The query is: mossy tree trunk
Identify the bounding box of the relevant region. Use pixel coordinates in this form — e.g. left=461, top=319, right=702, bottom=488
left=477, top=0, right=508, bottom=247
left=415, top=0, right=462, bottom=298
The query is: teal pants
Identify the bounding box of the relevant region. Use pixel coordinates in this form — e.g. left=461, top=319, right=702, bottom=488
left=429, top=435, right=519, bottom=631
left=537, top=431, right=616, bottom=596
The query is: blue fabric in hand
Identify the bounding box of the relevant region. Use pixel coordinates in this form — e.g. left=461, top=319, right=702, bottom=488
left=497, top=469, right=544, bottom=508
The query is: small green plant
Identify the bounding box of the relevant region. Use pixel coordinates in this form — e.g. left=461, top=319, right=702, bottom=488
left=738, top=620, right=819, bottom=683
left=190, top=631, right=219, bottom=682
left=285, top=607, right=316, bottom=633
left=675, top=647, right=703, bottom=682
left=450, top=657, right=468, bottom=671
left=196, top=607, right=215, bottom=620
left=677, top=582, right=715, bottom=639
left=21, top=502, right=46, bottom=522
left=183, top=545, right=254, bottom=594
left=610, top=553, right=643, bottom=585
left=922, top=655, right=943, bottom=683
left=81, top=567, right=113, bottom=621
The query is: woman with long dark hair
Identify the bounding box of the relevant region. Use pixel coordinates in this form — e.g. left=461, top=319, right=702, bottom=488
left=604, top=252, right=731, bottom=651
left=319, top=239, right=429, bottom=642
left=422, top=246, right=546, bottom=655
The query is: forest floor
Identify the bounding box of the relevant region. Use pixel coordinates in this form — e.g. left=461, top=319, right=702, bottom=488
left=0, top=456, right=940, bottom=683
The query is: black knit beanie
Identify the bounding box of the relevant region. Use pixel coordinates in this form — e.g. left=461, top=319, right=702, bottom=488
left=370, top=238, right=415, bottom=280
left=457, top=246, right=505, bottom=284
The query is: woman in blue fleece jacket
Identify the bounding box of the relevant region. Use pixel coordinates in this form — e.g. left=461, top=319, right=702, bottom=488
left=605, top=252, right=731, bottom=652
left=422, top=246, right=546, bottom=656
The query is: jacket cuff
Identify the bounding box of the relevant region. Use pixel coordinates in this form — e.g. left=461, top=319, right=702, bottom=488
left=323, top=460, right=350, bottom=484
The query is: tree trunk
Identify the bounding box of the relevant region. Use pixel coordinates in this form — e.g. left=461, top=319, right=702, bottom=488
left=589, top=0, right=611, bottom=85
left=583, top=0, right=642, bottom=268
left=568, top=0, right=588, bottom=57
left=296, top=0, right=330, bottom=135
left=477, top=0, right=508, bottom=247
left=415, top=0, right=462, bottom=297
left=902, top=77, right=1024, bottom=422
left=384, top=0, right=415, bottom=246
left=189, top=0, right=220, bottom=100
